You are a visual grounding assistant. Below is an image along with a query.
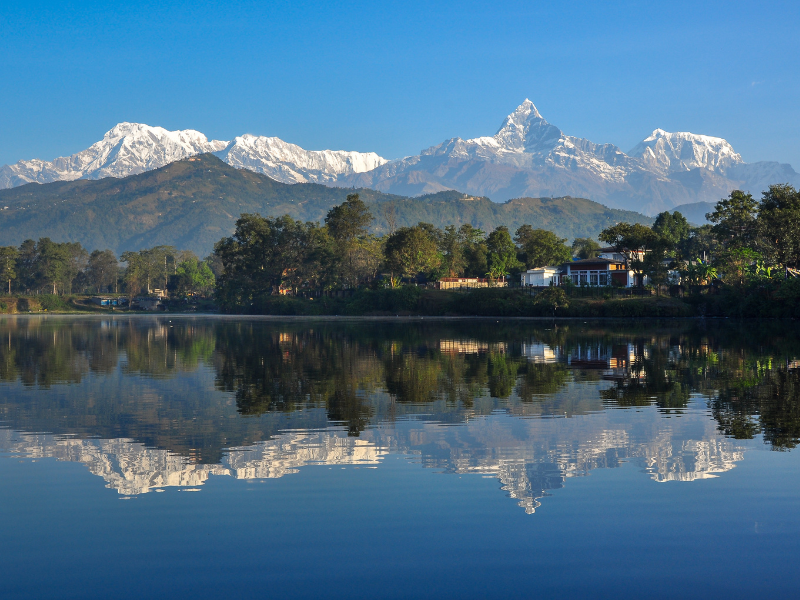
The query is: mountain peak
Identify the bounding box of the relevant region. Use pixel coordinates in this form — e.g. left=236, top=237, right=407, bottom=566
left=630, top=128, right=742, bottom=173
left=515, top=99, right=542, bottom=120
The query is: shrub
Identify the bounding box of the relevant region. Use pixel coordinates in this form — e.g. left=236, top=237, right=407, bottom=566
left=344, top=286, right=423, bottom=315
left=39, top=295, right=72, bottom=312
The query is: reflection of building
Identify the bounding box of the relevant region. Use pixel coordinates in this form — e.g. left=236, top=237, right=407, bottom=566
left=566, top=342, right=647, bottom=382
left=439, top=340, right=507, bottom=355
left=521, top=342, right=558, bottom=364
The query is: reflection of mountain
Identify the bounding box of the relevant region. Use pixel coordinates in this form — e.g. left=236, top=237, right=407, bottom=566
left=0, top=428, right=384, bottom=496
left=0, top=400, right=744, bottom=513
left=1, top=316, right=799, bottom=513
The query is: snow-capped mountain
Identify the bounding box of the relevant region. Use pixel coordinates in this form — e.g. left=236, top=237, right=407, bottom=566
left=0, top=122, right=228, bottom=188
left=0, top=123, right=387, bottom=189
left=1, top=101, right=798, bottom=214
left=420, top=99, right=637, bottom=180
left=629, top=129, right=743, bottom=173
left=220, top=134, right=387, bottom=184
left=341, top=100, right=800, bottom=213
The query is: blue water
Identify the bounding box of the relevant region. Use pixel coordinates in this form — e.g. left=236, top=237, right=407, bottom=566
left=1, top=316, right=799, bottom=599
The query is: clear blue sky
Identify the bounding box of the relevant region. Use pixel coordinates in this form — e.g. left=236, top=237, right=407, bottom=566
left=1, top=0, right=798, bottom=168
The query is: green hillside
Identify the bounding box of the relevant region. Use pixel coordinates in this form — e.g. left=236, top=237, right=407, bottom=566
left=0, top=154, right=653, bottom=255
left=379, top=191, right=653, bottom=239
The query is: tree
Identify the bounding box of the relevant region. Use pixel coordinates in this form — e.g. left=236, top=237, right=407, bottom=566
left=486, top=226, right=523, bottom=281
left=0, top=246, right=18, bottom=294
left=86, top=250, right=119, bottom=293
left=214, top=214, right=320, bottom=307
left=599, top=223, right=663, bottom=287
left=36, top=238, right=70, bottom=294
left=572, top=237, right=601, bottom=259
left=707, top=190, right=759, bottom=250
left=62, top=242, right=89, bottom=294
left=143, top=246, right=177, bottom=292
left=203, top=253, right=225, bottom=279
left=514, top=225, right=572, bottom=268
left=16, top=240, right=39, bottom=292
left=757, top=184, right=800, bottom=268
left=120, top=251, right=147, bottom=298
left=438, top=225, right=466, bottom=277
left=652, top=211, right=690, bottom=258
left=719, top=247, right=761, bottom=286
left=170, top=255, right=215, bottom=296
left=384, top=223, right=441, bottom=281
left=459, top=224, right=488, bottom=277
left=682, top=225, right=718, bottom=264
left=325, top=194, right=376, bottom=288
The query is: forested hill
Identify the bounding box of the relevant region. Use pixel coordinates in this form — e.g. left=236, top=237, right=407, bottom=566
left=0, top=154, right=652, bottom=256
left=382, top=191, right=653, bottom=240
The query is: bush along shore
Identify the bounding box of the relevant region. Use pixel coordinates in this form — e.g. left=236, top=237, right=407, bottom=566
left=3, top=284, right=799, bottom=318
left=219, top=287, right=756, bottom=319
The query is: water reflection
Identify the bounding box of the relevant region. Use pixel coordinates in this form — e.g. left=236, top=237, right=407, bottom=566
left=0, top=316, right=798, bottom=512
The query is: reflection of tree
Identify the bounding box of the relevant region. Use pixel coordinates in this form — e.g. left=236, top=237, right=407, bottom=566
left=122, top=321, right=215, bottom=377
left=3, top=317, right=800, bottom=456
left=515, top=363, right=570, bottom=401
left=711, top=369, right=800, bottom=450
left=486, top=352, right=521, bottom=399
left=383, top=351, right=444, bottom=404
left=213, top=325, right=380, bottom=435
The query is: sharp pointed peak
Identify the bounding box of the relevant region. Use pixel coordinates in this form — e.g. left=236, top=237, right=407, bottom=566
left=512, top=98, right=542, bottom=120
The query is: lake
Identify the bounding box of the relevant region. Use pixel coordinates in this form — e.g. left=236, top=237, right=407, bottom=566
left=1, top=316, right=799, bottom=599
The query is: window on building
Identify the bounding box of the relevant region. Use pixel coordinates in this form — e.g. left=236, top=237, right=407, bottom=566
left=590, top=272, right=598, bottom=285
left=579, top=272, right=588, bottom=285
left=599, top=273, right=608, bottom=286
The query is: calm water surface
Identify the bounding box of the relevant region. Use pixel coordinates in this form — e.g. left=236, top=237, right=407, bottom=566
left=1, top=316, right=799, bottom=599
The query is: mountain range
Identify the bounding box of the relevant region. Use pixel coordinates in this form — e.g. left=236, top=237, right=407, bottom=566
left=2, top=100, right=797, bottom=214
left=0, top=154, right=651, bottom=256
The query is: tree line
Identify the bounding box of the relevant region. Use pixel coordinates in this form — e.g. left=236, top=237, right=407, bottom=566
left=598, top=184, right=800, bottom=289
left=213, top=193, right=591, bottom=308
left=3, top=183, right=797, bottom=306
left=0, top=240, right=217, bottom=297
left=212, top=184, right=800, bottom=310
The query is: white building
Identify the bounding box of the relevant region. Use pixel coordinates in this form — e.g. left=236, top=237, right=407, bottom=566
left=520, top=267, right=561, bottom=287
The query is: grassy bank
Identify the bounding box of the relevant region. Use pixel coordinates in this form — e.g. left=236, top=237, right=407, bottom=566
left=0, top=295, right=90, bottom=313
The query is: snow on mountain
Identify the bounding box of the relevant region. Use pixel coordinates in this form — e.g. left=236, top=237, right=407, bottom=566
left=341, top=100, right=800, bottom=213
left=0, top=124, right=388, bottom=189
left=220, top=134, right=388, bottom=184
left=629, top=129, right=743, bottom=174
left=1, top=103, right=797, bottom=215
left=0, top=123, right=228, bottom=188
left=419, top=99, right=637, bottom=181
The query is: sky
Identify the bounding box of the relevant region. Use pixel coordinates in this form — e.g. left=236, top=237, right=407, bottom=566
left=1, top=0, right=798, bottom=168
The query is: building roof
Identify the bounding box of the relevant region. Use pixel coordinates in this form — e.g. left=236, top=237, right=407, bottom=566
left=569, top=257, right=625, bottom=266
